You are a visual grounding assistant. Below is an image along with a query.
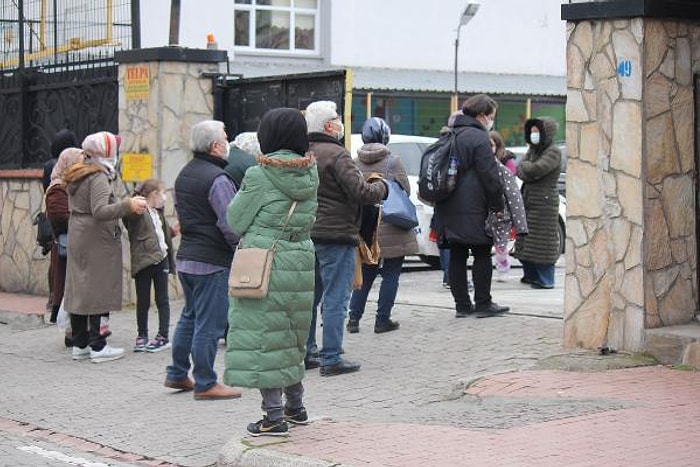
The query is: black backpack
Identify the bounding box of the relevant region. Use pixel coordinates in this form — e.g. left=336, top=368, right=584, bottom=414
left=418, top=129, right=461, bottom=203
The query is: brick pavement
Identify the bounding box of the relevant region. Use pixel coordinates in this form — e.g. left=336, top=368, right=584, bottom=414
left=241, top=366, right=700, bottom=467
left=3, top=266, right=699, bottom=466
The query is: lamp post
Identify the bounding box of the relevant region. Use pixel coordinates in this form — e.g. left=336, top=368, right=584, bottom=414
left=452, top=2, right=480, bottom=113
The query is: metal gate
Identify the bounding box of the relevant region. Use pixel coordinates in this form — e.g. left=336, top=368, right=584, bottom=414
left=0, top=0, right=138, bottom=170
left=214, top=69, right=348, bottom=138
left=0, top=60, right=118, bottom=169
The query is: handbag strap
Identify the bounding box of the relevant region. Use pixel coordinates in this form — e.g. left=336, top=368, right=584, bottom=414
left=269, top=201, right=298, bottom=251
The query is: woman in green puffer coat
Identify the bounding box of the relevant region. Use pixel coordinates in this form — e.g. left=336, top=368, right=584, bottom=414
left=224, top=108, right=319, bottom=437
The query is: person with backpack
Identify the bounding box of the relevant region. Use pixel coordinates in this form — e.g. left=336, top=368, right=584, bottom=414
left=431, top=94, right=510, bottom=319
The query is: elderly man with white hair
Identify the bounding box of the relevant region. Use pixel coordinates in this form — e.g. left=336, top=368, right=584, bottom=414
left=304, top=101, right=387, bottom=377
left=165, top=120, right=242, bottom=400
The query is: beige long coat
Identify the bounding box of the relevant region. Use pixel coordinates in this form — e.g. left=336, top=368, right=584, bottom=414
left=63, top=163, right=132, bottom=315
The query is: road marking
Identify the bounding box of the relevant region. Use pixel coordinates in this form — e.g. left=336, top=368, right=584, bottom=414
left=17, top=445, right=111, bottom=466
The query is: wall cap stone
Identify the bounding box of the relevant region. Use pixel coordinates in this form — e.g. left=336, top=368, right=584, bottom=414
left=562, top=0, right=700, bottom=22
left=115, top=47, right=228, bottom=64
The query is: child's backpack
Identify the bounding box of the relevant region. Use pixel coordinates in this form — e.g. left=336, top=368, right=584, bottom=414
left=417, top=129, right=462, bottom=203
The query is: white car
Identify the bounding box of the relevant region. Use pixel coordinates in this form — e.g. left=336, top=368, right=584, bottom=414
left=350, top=135, right=566, bottom=268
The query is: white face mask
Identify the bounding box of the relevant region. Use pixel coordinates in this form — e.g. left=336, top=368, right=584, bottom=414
left=530, top=132, right=541, bottom=145
left=484, top=119, right=494, bottom=132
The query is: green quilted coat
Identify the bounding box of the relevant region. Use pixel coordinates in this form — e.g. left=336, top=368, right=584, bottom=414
left=224, top=150, right=318, bottom=389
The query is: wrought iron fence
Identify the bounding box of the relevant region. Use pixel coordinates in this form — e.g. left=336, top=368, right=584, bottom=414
left=1, top=0, right=137, bottom=71
left=0, top=1, right=137, bottom=169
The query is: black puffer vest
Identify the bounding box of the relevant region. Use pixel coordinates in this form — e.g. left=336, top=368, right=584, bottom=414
left=175, top=152, right=235, bottom=267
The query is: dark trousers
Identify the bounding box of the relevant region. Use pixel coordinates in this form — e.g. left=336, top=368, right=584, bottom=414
left=134, top=258, right=170, bottom=338
left=449, top=243, right=492, bottom=310
left=260, top=382, right=304, bottom=422
left=70, top=314, right=106, bottom=351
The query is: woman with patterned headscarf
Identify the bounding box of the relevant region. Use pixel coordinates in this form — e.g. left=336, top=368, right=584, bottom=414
left=63, top=131, right=148, bottom=363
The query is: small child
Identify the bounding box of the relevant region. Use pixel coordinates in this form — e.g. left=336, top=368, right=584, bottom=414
left=124, top=179, right=176, bottom=352
left=486, top=132, right=528, bottom=281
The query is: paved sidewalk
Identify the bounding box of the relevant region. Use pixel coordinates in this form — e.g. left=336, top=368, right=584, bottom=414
left=230, top=366, right=699, bottom=466
left=2, top=265, right=699, bottom=466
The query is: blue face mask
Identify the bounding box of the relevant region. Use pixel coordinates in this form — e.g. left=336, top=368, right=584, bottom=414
left=530, top=132, right=540, bottom=145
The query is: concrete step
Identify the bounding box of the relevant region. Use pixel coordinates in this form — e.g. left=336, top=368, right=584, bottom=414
left=644, top=323, right=700, bottom=369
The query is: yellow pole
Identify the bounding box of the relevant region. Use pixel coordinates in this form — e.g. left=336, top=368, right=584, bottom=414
left=526, top=98, right=532, bottom=119
left=366, top=92, right=372, bottom=120
left=39, top=0, right=47, bottom=50
left=107, top=0, right=114, bottom=42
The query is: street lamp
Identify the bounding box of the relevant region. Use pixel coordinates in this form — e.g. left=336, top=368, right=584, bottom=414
left=452, top=2, right=480, bottom=112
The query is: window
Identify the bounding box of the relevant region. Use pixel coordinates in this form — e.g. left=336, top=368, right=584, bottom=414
left=235, top=0, right=318, bottom=54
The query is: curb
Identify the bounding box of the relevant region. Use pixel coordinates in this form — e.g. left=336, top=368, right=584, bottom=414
left=218, top=436, right=354, bottom=467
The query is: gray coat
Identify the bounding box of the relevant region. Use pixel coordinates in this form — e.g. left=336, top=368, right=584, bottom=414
left=514, top=117, right=561, bottom=264
left=63, top=163, right=132, bottom=315
left=355, top=143, right=418, bottom=259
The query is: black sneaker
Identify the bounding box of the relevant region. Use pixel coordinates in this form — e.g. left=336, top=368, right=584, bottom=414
left=246, top=416, right=289, bottom=437
left=284, top=406, right=309, bottom=425
left=346, top=319, right=360, bottom=333
left=374, top=319, right=400, bottom=333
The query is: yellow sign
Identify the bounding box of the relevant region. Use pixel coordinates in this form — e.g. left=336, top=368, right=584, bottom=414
left=121, top=153, right=152, bottom=182
left=125, top=65, right=150, bottom=101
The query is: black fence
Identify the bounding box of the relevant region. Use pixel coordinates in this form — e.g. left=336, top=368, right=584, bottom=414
left=215, top=70, right=347, bottom=138
left=0, top=0, right=138, bottom=170
left=1, top=0, right=138, bottom=72
left=0, top=58, right=118, bottom=170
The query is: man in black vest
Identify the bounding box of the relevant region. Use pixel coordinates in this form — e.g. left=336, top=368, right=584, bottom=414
left=165, top=120, right=242, bottom=400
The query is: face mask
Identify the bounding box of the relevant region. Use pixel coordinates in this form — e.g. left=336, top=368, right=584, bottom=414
left=336, top=121, right=345, bottom=141
left=530, top=132, right=541, bottom=145
left=484, top=118, right=494, bottom=132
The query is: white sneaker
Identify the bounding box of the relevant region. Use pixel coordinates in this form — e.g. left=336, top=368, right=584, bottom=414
left=72, top=346, right=90, bottom=360
left=90, top=345, right=124, bottom=363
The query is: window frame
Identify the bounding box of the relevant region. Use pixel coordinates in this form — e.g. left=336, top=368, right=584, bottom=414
left=234, top=0, right=320, bottom=56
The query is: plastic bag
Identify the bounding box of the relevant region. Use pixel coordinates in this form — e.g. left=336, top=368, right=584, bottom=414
left=56, top=299, right=69, bottom=331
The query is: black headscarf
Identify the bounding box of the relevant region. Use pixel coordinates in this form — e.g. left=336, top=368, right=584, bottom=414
left=257, top=108, right=309, bottom=156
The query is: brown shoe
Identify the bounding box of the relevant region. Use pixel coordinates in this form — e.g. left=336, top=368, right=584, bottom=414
left=164, top=377, right=195, bottom=391
left=194, top=383, right=242, bottom=400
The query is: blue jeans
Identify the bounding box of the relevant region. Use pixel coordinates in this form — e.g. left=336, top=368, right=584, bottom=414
left=521, top=261, right=555, bottom=287
left=166, top=270, right=229, bottom=393
left=349, top=256, right=404, bottom=323
left=439, top=248, right=450, bottom=284
left=307, top=243, right=355, bottom=366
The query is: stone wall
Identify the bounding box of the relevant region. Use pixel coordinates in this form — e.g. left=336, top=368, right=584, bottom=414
left=0, top=179, right=51, bottom=295
left=118, top=57, right=222, bottom=303
left=565, top=18, right=700, bottom=351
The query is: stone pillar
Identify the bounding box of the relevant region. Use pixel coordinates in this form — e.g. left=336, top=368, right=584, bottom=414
left=562, top=1, right=700, bottom=351
left=115, top=47, right=227, bottom=302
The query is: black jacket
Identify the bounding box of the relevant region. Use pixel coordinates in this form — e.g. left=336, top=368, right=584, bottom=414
left=434, top=114, right=504, bottom=246
left=175, top=152, right=235, bottom=267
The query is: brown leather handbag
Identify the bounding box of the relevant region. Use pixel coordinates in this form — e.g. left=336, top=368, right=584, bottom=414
left=228, top=201, right=297, bottom=299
